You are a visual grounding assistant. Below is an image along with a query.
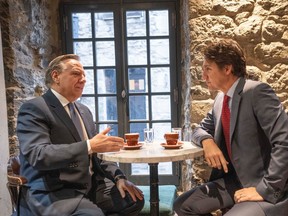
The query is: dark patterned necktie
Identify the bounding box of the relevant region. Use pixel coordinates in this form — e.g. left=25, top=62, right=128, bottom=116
left=221, top=95, right=231, bottom=159
left=68, top=103, right=84, bottom=140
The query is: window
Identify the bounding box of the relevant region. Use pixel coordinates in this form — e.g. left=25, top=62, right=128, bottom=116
left=61, top=0, right=181, bottom=185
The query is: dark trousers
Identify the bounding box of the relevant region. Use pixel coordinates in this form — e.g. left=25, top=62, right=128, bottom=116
left=173, top=178, right=265, bottom=216
left=88, top=177, right=144, bottom=216
left=14, top=177, right=144, bottom=216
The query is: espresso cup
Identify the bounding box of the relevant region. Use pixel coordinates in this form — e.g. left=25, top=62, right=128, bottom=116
left=164, top=132, right=179, bottom=145
left=124, top=133, right=139, bottom=146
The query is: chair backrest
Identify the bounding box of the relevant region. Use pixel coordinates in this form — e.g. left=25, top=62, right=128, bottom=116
left=7, top=155, right=27, bottom=214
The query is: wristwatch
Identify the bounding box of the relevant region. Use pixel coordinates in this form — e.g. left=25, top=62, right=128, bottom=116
left=114, top=175, right=127, bottom=182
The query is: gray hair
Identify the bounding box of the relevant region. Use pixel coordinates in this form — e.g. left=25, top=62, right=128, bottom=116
left=45, top=54, right=80, bottom=87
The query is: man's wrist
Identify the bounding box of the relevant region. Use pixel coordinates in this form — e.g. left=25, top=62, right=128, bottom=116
left=114, top=175, right=127, bottom=182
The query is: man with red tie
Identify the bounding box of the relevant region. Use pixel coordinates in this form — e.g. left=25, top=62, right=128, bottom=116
left=174, top=39, right=288, bottom=216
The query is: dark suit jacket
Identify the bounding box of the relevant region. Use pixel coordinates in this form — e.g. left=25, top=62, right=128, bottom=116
left=193, top=78, right=288, bottom=215
left=17, top=89, right=124, bottom=216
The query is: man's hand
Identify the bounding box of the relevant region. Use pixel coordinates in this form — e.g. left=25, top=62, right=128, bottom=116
left=234, top=187, right=264, bottom=203
left=90, top=127, right=124, bottom=153
left=202, top=139, right=229, bottom=173
left=116, top=179, right=144, bottom=202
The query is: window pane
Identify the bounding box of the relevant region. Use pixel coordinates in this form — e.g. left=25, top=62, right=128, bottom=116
left=78, top=97, right=95, bottom=121
left=129, top=122, right=147, bottom=141
left=83, top=69, right=95, bottom=94
left=129, top=96, right=148, bottom=120
left=96, top=41, right=115, bottom=66
left=149, top=10, right=169, bottom=36
left=159, top=162, right=172, bottom=174
left=150, top=39, right=170, bottom=65
left=132, top=163, right=149, bottom=175
left=151, top=67, right=170, bottom=92
left=73, top=42, right=93, bottom=66
left=128, top=68, right=147, bottom=93
left=152, top=95, right=171, bottom=120
left=98, top=96, right=118, bottom=121
left=95, top=12, right=114, bottom=38
left=72, top=13, right=92, bottom=38
left=153, top=122, right=171, bottom=141
left=132, top=162, right=172, bottom=175
left=127, top=40, right=147, bottom=65
left=97, top=69, right=116, bottom=94
left=99, top=124, right=118, bottom=136
left=126, top=10, right=146, bottom=37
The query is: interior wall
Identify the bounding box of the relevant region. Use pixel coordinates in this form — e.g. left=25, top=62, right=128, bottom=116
left=0, top=24, right=12, bottom=216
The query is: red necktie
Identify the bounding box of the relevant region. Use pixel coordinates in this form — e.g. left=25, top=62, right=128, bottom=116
left=221, top=95, right=231, bottom=159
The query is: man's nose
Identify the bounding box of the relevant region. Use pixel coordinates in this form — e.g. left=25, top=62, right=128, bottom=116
left=202, top=71, right=207, bottom=80
left=80, top=75, right=86, bottom=83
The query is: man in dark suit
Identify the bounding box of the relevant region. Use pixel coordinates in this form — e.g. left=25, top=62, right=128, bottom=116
left=174, top=39, right=288, bottom=216
left=16, top=54, right=144, bottom=215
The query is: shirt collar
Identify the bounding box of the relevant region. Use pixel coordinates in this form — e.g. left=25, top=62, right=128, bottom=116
left=51, top=89, right=70, bottom=107
left=226, top=78, right=240, bottom=98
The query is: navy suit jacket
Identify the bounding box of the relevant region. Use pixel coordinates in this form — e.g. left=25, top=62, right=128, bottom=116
left=17, top=89, right=123, bottom=215
left=193, top=78, right=288, bottom=215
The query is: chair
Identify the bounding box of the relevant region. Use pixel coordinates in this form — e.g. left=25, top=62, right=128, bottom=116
left=7, top=155, right=27, bottom=216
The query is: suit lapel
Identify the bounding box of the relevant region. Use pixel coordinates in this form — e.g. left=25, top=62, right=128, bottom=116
left=230, top=78, right=245, bottom=141
left=42, top=89, right=82, bottom=141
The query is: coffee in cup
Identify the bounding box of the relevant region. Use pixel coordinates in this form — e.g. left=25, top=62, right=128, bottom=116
left=124, top=133, right=139, bottom=146
left=164, top=132, right=179, bottom=145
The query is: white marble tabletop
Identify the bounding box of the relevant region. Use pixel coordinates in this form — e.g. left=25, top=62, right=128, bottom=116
left=97, top=141, right=203, bottom=163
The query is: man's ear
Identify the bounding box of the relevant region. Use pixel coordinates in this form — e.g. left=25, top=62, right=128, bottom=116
left=51, top=70, right=60, bottom=83
left=224, top=65, right=233, bottom=75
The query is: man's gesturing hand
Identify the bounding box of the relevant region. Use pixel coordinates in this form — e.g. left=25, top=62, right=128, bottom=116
left=90, top=127, right=124, bottom=153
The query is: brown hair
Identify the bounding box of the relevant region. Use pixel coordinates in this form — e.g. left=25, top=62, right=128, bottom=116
left=204, top=39, right=247, bottom=77
left=45, top=54, right=80, bottom=87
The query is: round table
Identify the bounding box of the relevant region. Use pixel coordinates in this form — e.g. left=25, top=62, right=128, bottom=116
left=98, top=141, right=203, bottom=216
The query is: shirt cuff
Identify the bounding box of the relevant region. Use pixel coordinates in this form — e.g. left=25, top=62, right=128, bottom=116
left=87, top=140, right=93, bottom=154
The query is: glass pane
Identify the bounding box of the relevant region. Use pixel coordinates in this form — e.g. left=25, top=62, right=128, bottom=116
left=73, top=42, right=93, bottom=66
left=151, top=67, right=170, bottom=92
left=152, top=95, right=171, bottom=120
left=82, top=69, right=94, bottom=94
left=95, top=12, right=114, bottom=38
left=129, top=95, right=148, bottom=120
left=132, top=163, right=149, bottom=175
left=99, top=124, right=118, bottom=136
left=150, top=39, right=170, bottom=65
left=153, top=122, right=171, bottom=141
left=72, top=13, right=92, bottom=38
left=78, top=97, right=95, bottom=121
left=126, top=10, right=146, bottom=37
left=98, top=96, right=118, bottom=121
left=130, top=122, right=147, bottom=141
left=128, top=68, right=147, bottom=93
left=127, top=40, right=147, bottom=65
left=149, top=10, right=169, bottom=36
left=159, top=162, right=172, bottom=174
left=96, top=41, right=115, bottom=66
left=132, top=162, right=172, bottom=175
left=97, top=69, right=116, bottom=94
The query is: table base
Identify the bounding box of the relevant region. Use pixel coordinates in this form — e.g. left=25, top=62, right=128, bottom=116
left=149, top=163, right=159, bottom=216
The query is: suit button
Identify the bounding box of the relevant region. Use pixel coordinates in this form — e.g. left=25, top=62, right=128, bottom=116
left=274, top=191, right=280, bottom=198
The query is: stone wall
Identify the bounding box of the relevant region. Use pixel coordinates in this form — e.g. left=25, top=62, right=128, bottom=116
left=0, top=0, right=61, bottom=155
left=181, top=0, right=288, bottom=187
